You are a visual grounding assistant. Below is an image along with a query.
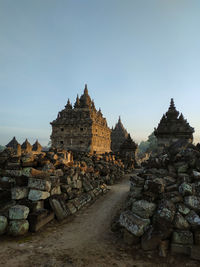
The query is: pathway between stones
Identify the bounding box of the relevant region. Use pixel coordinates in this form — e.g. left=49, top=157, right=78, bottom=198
left=0, top=175, right=198, bottom=267
left=0, top=176, right=135, bottom=267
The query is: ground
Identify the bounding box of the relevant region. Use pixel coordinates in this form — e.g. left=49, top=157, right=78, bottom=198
left=0, top=176, right=199, bottom=267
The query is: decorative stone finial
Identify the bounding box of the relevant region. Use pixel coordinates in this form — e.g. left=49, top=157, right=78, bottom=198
left=84, top=84, right=88, bottom=95
left=65, top=98, right=72, bottom=109
left=74, top=94, right=80, bottom=108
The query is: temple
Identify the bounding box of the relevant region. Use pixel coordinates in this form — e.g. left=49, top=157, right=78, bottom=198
left=111, top=116, right=128, bottom=153
left=120, top=134, right=138, bottom=162
left=50, top=84, right=111, bottom=154
left=154, top=98, right=194, bottom=148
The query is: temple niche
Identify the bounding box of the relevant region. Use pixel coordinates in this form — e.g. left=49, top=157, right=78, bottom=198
left=154, top=98, right=194, bottom=148
left=50, top=84, right=111, bottom=154
left=111, top=116, right=128, bottom=153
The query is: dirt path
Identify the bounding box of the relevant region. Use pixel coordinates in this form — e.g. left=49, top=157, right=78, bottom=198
left=0, top=177, right=134, bottom=267
left=0, top=176, right=199, bottom=267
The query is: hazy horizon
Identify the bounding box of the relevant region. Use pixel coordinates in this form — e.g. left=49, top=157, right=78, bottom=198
left=1, top=0, right=200, bottom=146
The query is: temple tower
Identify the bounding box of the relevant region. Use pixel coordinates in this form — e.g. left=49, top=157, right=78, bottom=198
left=50, top=84, right=111, bottom=154
left=154, top=98, right=194, bottom=148
left=111, top=116, right=128, bottom=153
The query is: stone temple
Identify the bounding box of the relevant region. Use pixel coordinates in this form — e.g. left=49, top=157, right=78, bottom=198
left=111, top=116, right=128, bottom=153
left=154, top=98, right=194, bottom=148
left=50, top=84, right=111, bottom=154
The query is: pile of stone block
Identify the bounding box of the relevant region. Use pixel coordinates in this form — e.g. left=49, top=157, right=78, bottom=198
left=117, top=141, right=200, bottom=261
left=0, top=146, right=125, bottom=236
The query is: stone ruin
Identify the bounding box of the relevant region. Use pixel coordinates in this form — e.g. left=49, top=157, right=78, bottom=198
left=0, top=136, right=125, bottom=236
left=115, top=99, right=200, bottom=261
left=50, top=84, right=111, bottom=154
left=154, top=98, right=194, bottom=150
left=111, top=116, right=129, bottom=153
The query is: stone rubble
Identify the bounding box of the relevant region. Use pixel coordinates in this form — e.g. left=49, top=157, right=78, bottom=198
left=116, top=141, right=200, bottom=261
left=0, top=144, right=125, bottom=236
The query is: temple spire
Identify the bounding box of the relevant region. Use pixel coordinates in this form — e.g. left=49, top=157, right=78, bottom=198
left=170, top=98, right=175, bottom=109
left=65, top=98, right=72, bottom=109
left=74, top=94, right=80, bottom=108
left=84, top=84, right=88, bottom=95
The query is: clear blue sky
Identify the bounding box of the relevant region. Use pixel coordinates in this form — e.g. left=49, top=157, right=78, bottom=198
left=1, top=0, right=200, bottom=146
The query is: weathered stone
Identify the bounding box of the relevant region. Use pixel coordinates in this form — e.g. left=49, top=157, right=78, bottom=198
left=123, top=229, right=140, bottom=245
left=132, top=200, right=156, bottom=219
left=144, top=178, right=165, bottom=194
left=130, top=175, right=145, bottom=187
left=9, top=205, right=30, bottom=220
left=185, top=210, right=200, bottom=228
left=50, top=186, right=61, bottom=195
left=49, top=197, right=70, bottom=221
left=193, top=170, right=200, bottom=180
left=179, top=183, right=193, bottom=196
left=184, top=196, right=200, bottom=212
left=119, top=210, right=150, bottom=237
left=171, top=243, right=191, bottom=255
left=172, top=231, right=193, bottom=245
left=141, top=226, right=162, bottom=250
left=8, top=220, right=29, bottom=236
left=174, top=213, right=190, bottom=230
left=0, top=216, right=8, bottom=235
left=11, top=187, right=28, bottom=200
left=154, top=200, right=175, bottom=226
left=129, top=185, right=143, bottom=198
left=28, top=178, right=51, bottom=192
left=66, top=202, right=77, bottom=214
left=28, top=189, right=50, bottom=201
left=177, top=203, right=190, bottom=215
left=177, top=163, right=188, bottom=174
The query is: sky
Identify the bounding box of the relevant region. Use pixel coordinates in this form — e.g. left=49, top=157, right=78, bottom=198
left=1, top=0, right=200, bottom=146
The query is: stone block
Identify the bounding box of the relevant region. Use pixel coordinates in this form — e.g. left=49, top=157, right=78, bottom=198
left=28, top=189, right=50, bottom=201
left=172, top=231, right=193, bottom=245
left=132, top=200, right=156, bottom=219
left=49, top=197, right=70, bottom=221
left=190, top=245, right=200, bottom=260
left=0, top=215, right=8, bottom=235
left=174, top=212, right=190, bottom=230
left=9, top=205, right=30, bottom=220
left=179, top=183, right=193, bottom=196
left=66, top=202, right=77, bottom=214
left=141, top=226, right=162, bottom=250
left=119, top=210, right=150, bottom=237
left=184, top=196, right=200, bottom=212
left=8, top=220, right=29, bottom=236
left=171, top=243, right=191, bottom=255
left=28, top=178, right=51, bottom=192
left=11, top=187, right=28, bottom=200
left=123, top=229, right=140, bottom=245
left=177, top=203, right=190, bottom=215
left=51, top=186, right=61, bottom=196
left=185, top=210, right=200, bottom=228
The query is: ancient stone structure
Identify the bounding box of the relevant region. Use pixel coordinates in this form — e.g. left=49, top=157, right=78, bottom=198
left=154, top=99, right=194, bottom=149
left=50, top=85, right=111, bottom=154
left=111, top=116, right=128, bottom=153
left=120, top=134, right=138, bottom=161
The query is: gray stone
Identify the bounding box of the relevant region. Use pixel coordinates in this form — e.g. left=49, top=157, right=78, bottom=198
left=171, top=243, right=191, bottom=255
left=119, top=210, right=150, bottom=237
left=132, top=200, right=156, bottom=219
left=172, top=231, right=193, bottom=245
left=174, top=213, right=190, bottom=230
left=179, top=183, right=193, bottom=196
left=0, top=216, right=8, bottom=235
left=177, top=203, right=190, bottom=215
left=184, top=196, right=200, bottom=211
left=193, top=170, right=200, bottom=180
left=28, top=189, right=50, bottom=201
left=185, top=210, right=200, bottom=227
left=50, top=186, right=61, bottom=195
left=28, top=178, right=51, bottom=192
left=8, top=220, right=29, bottom=236
left=49, top=198, right=69, bottom=221
left=11, top=187, right=28, bottom=200
left=9, top=205, right=30, bottom=220
left=66, top=202, right=77, bottom=214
